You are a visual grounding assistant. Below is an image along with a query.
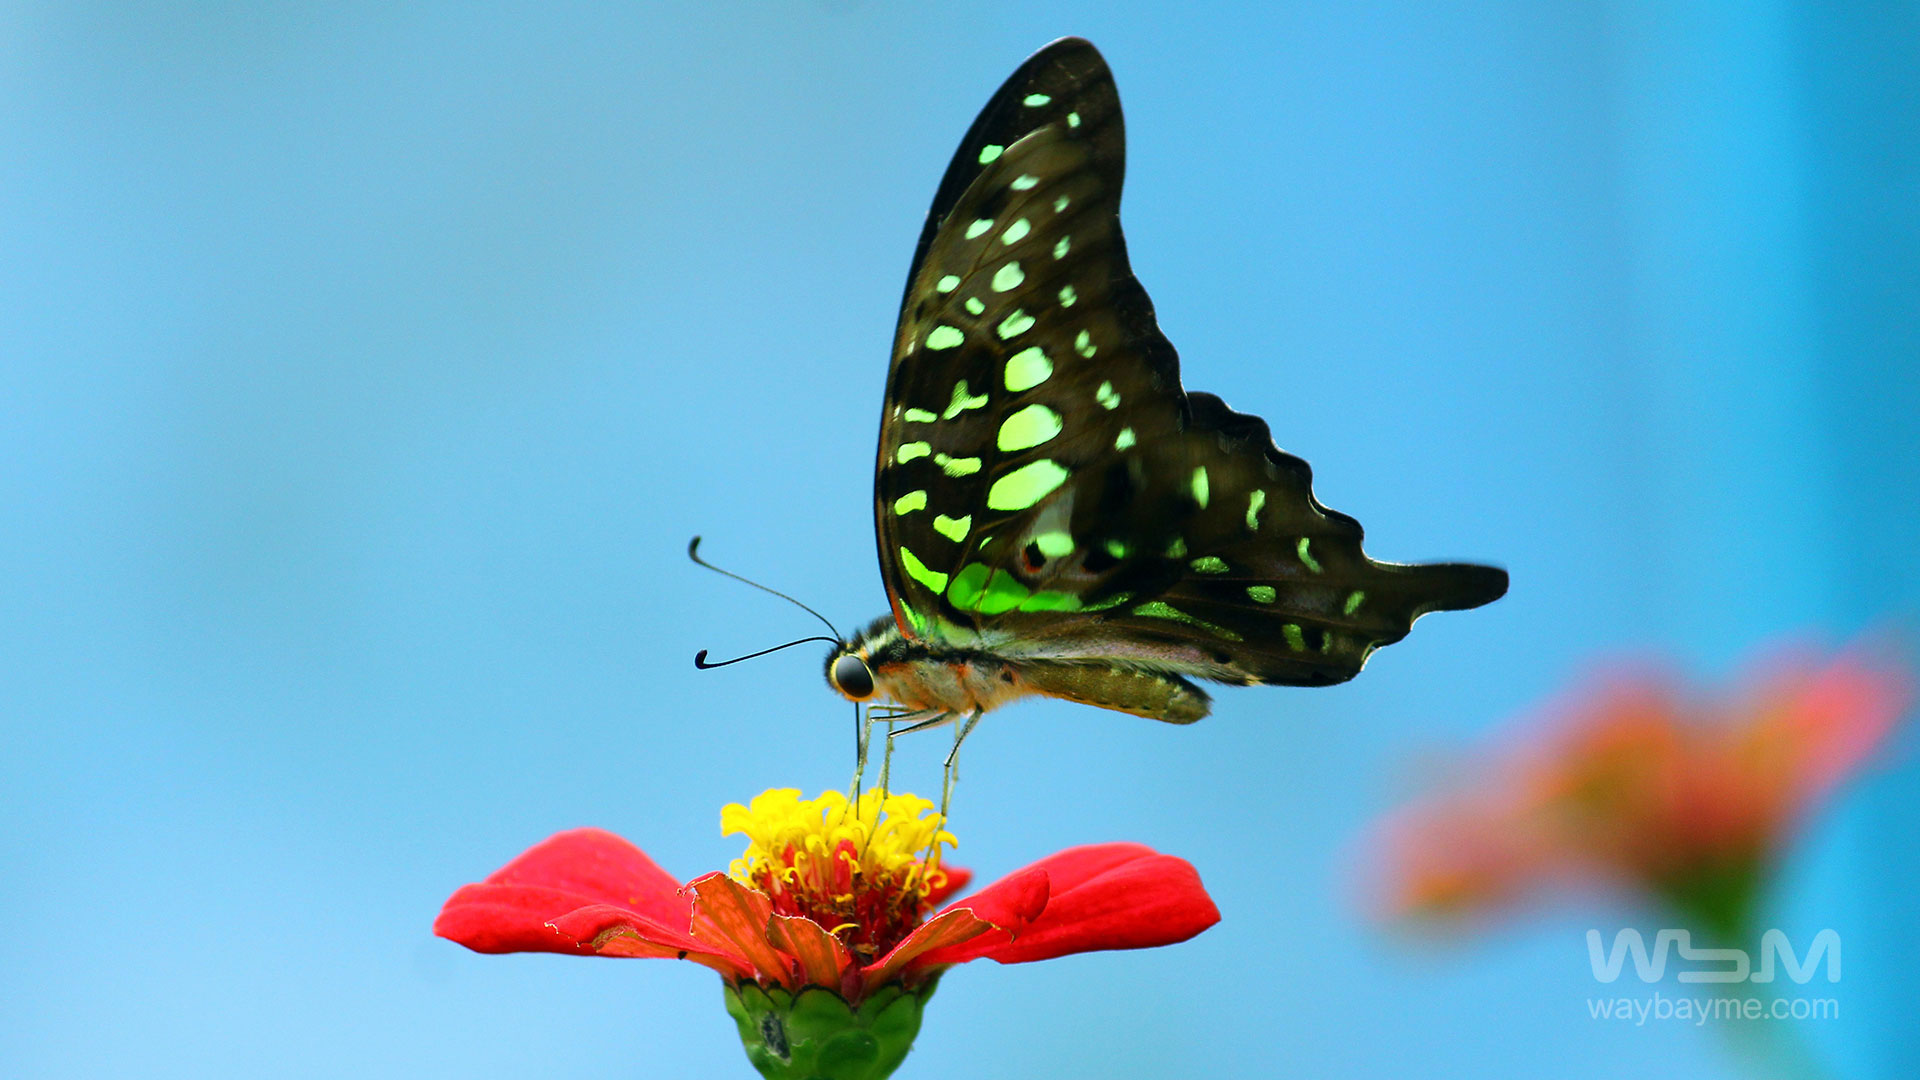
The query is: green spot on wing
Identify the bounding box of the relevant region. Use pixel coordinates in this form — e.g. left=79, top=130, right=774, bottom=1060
left=1095, top=380, right=1120, bottom=409
left=1344, top=590, right=1366, bottom=616
left=1053, top=195, right=1070, bottom=213
left=946, top=563, right=988, bottom=609
left=1053, top=236, right=1071, bottom=259
left=1022, top=93, right=1051, bottom=107
left=1034, top=529, right=1074, bottom=558
left=1283, top=624, right=1307, bottom=651
left=986, top=459, right=1069, bottom=511
left=893, top=491, right=926, bottom=515
left=948, top=563, right=1029, bottom=615
left=1130, top=601, right=1243, bottom=642
left=1081, top=591, right=1132, bottom=612
left=1004, top=346, right=1051, bottom=390
left=1017, top=590, right=1080, bottom=612
left=1002, top=218, right=1031, bottom=245
left=1245, top=490, right=1266, bottom=531
left=964, top=296, right=985, bottom=315
left=1058, top=284, right=1077, bottom=307
left=997, top=309, right=1036, bottom=340
left=935, top=453, right=981, bottom=477
left=1247, top=585, right=1277, bottom=603
left=1165, top=536, right=1187, bottom=558
left=1067, top=111, right=1081, bottom=128
left=932, top=514, right=970, bottom=543
left=1114, top=427, right=1136, bottom=450
left=1190, top=556, right=1229, bottom=574
left=1074, top=329, right=1095, bottom=357
left=903, top=407, right=937, bottom=423
left=977, top=571, right=1029, bottom=615
left=936, top=274, right=961, bottom=293
left=1104, top=539, right=1129, bottom=559
left=997, top=403, right=1063, bottom=451
left=897, top=598, right=926, bottom=637
left=1297, top=537, right=1323, bottom=573
left=926, top=325, right=963, bottom=350
left=991, top=261, right=1025, bottom=292
left=1191, top=466, right=1210, bottom=509
left=1010, top=174, right=1040, bottom=191
left=896, top=441, right=931, bottom=463
left=943, top=380, right=988, bottom=418
left=899, top=546, right=948, bottom=593
left=965, top=218, right=994, bottom=240
left=978, top=144, right=1003, bottom=165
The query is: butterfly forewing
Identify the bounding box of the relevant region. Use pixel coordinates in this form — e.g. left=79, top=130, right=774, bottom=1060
left=870, top=37, right=1508, bottom=689
left=875, top=39, right=1183, bottom=638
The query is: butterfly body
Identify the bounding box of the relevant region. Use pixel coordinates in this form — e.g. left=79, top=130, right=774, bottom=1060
left=830, top=615, right=1213, bottom=723
left=823, top=38, right=1508, bottom=729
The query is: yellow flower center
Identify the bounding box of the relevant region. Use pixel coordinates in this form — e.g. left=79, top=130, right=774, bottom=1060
left=723, top=788, right=956, bottom=960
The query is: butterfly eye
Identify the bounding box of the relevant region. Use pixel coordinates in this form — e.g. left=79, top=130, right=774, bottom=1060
left=830, top=654, right=876, bottom=700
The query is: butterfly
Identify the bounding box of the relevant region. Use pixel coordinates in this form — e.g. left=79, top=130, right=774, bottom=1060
left=798, top=38, right=1508, bottom=763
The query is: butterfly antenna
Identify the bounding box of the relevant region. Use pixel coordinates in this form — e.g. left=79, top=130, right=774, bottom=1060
left=688, top=536, right=842, bottom=639
left=694, top=636, right=841, bottom=669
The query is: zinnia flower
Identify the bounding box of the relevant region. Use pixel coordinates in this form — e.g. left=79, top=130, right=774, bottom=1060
left=436, top=788, right=1219, bottom=1080
left=1374, top=642, right=1911, bottom=937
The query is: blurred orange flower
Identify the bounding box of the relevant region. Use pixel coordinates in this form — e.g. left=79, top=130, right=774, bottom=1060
left=1375, top=641, right=1911, bottom=935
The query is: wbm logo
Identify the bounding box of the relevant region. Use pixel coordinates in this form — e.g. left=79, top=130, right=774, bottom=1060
left=1586, top=929, right=1841, bottom=984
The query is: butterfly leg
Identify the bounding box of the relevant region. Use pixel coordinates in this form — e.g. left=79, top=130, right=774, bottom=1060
left=851, top=702, right=872, bottom=800
left=870, top=708, right=948, bottom=794
left=938, top=709, right=984, bottom=824
left=852, top=702, right=914, bottom=798
left=877, top=711, right=914, bottom=795
left=885, top=710, right=954, bottom=735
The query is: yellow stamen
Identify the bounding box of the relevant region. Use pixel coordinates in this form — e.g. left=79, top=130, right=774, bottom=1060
left=721, top=788, right=957, bottom=958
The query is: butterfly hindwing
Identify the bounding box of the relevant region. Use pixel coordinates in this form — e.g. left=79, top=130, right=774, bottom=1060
left=982, top=393, right=1511, bottom=687
left=870, top=37, right=1508, bottom=688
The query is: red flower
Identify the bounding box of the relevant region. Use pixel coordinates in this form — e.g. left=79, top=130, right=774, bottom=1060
left=1374, top=642, right=1911, bottom=930
left=435, top=799, right=1218, bottom=1004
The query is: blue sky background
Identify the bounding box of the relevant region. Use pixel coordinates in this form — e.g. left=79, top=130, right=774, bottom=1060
left=4, top=2, right=1915, bottom=1077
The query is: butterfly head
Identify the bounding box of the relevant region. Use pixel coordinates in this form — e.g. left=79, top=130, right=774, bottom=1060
left=825, top=617, right=923, bottom=703
left=826, top=647, right=876, bottom=701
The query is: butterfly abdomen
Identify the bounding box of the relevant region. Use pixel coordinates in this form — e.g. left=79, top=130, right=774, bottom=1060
left=867, top=649, right=1210, bottom=725
left=1014, top=661, right=1210, bottom=724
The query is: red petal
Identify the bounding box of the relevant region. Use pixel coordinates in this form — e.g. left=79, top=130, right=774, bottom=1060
left=435, top=828, right=728, bottom=970
left=860, top=907, right=997, bottom=990
left=468, top=828, right=687, bottom=927
left=881, top=865, right=1050, bottom=973
left=686, top=872, right=797, bottom=985
left=546, top=903, right=753, bottom=978
left=933, top=864, right=1051, bottom=927
left=765, top=913, right=856, bottom=990
left=435, top=883, right=605, bottom=955
left=935, top=846, right=1219, bottom=965
left=985, top=842, right=1162, bottom=896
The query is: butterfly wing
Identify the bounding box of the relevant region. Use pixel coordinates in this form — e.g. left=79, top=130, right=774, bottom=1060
left=874, top=38, right=1169, bottom=635
left=872, top=38, right=1506, bottom=687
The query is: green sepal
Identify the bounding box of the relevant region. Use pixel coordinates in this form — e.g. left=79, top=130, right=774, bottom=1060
left=723, top=979, right=938, bottom=1080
